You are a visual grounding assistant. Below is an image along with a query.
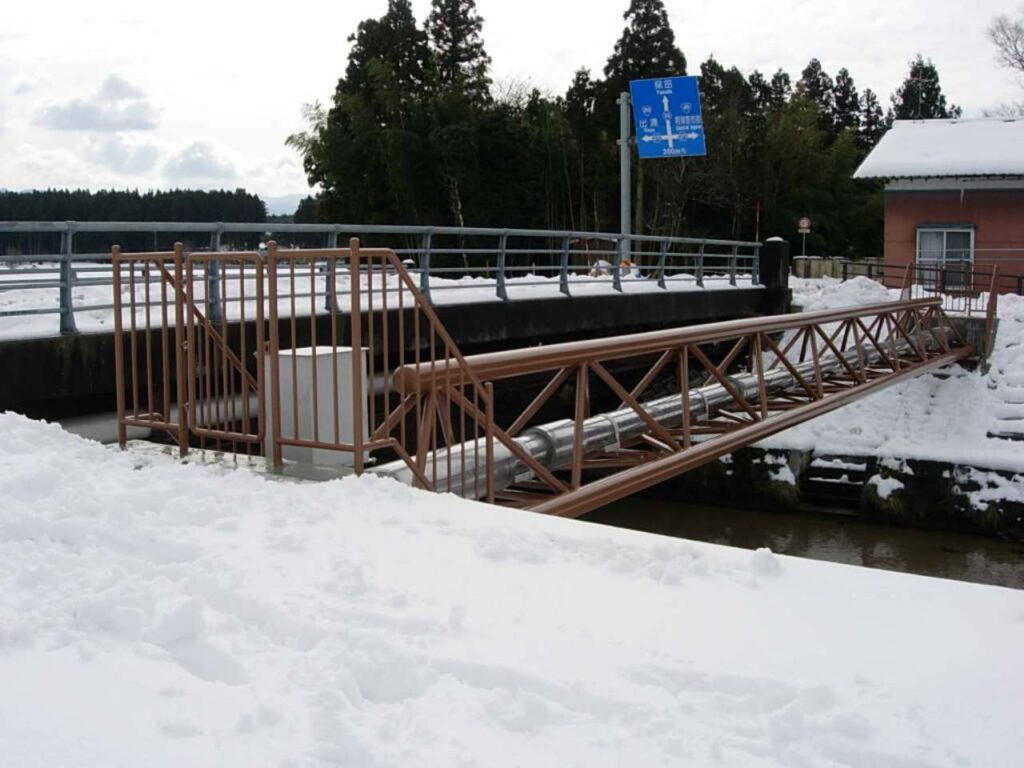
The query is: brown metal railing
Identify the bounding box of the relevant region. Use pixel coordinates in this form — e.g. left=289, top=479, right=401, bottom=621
left=114, top=245, right=264, bottom=456
left=112, top=244, right=188, bottom=454
left=184, top=252, right=265, bottom=452
left=265, top=240, right=497, bottom=499
left=838, top=260, right=1008, bottom=319
left=114, top=240, right=976, bottom=519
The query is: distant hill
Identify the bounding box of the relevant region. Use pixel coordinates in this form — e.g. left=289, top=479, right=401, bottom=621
left=263, top=194, right=307, bottom=217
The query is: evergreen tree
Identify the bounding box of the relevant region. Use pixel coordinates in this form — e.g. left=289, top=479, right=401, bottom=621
left=426, top=0, right=491, bottom=101
left=769, top=69, right=792, bottom=107
left=565, top=68, right=602, bottom=231
left=832, top=68, right=861, bottom=134
left=283, top=3, right=892, bottom=257
left=747, top=70, right=773, bottom=112
left=890, top=55, right=962, bottom=119
left=858, top=88, right=888, bottom=149
left=603, top=0, right=686, bottom=87
left=344, top=0, right=432, bottom=108
left=796, top=58, right=835, bottom=135
left=602, top=0, right=686, bottom=238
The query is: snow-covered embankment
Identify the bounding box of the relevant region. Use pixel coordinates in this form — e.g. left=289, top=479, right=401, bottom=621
left=1, top=411, right=1022, bottom=766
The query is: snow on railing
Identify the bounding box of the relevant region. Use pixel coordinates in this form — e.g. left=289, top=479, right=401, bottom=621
left=0, top=221, right=761, bottom=336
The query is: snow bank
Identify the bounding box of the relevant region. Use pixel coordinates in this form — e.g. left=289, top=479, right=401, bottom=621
left=763, top=281, right=1024, bottom=485
left=1, top=412, right=1022, bottom=766
left=789, top=275, right=891, bottom=311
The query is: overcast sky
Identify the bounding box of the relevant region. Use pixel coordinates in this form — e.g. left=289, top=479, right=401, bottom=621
left=2, top=0, right=1021, bottom=210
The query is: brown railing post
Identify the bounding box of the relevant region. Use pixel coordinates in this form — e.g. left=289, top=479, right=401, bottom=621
left=173, top=243, right=188, bottom=457
left=485, top=382, right=495, bottom=504
left=350, top=237, right=365, bottom=474
left=267, top=241, right=283, bottom=466
left=112, top=245, right=127, bottom=448
left=900, top=263, right=912, bottom=301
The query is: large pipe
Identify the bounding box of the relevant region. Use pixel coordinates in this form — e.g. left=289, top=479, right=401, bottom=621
left=369, top=333, right=945, bottom=496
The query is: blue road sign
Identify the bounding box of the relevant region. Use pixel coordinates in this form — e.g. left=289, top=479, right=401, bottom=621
left=629, top=76, right=706, bottom=159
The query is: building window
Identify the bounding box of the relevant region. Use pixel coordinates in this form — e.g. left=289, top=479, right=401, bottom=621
left=916, top=227, right=974, bottom=288
left=916, top=227, right=974, bottom=265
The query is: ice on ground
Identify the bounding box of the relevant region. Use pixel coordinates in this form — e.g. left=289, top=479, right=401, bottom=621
left=1, top=412, right=1023, bottom=767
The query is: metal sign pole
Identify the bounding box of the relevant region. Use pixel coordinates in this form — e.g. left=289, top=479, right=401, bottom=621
left=618, top=91, right=631, bottom=264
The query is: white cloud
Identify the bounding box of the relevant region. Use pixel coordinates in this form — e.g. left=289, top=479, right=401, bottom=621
left=11, top=74, right=49, bottom=95
left=3, top=0, right=1019, bottom=197
left=96, top=73, right=146, bottom=101
left=163, top=141, right=237, bottom=183
left=34, top=74, right=158, bottom=131
left=89, top=135, right=160, bottom=174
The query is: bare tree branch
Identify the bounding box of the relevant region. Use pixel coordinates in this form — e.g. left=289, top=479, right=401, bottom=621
left=988, top=9, right=1024, bottom=76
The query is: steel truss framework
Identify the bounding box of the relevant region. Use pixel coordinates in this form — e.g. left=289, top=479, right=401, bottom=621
left=391, top=298, right=974, bottom=518
left=112, top=241, right=980, bottom=520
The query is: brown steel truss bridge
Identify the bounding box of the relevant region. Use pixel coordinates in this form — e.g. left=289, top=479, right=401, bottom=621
left=112, top=240, right=997, bottom=519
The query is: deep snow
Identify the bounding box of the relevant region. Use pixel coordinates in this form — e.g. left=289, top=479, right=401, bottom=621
left=1, top=412, right=1023, bottom=767
left=853, top=117, right=1024, bottom=179
left=761, top=279, right=1024, bottom=492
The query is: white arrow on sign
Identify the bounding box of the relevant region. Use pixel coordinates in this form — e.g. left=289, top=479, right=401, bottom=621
left=642, top=131, right=701, bottom=143
left=662, top=95, right=670, bottom=113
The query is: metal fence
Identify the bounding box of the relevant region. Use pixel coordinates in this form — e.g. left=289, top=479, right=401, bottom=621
left=0, top=221, right=762, bottom=335
left=835, top=260, right=1016, bottom=315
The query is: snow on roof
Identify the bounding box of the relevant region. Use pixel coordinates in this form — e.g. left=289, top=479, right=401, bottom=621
left=854, top=118, right=1024, bottom=179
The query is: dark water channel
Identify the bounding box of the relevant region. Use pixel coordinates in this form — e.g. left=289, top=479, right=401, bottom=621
left=584, top=499, right=1024, bottom=590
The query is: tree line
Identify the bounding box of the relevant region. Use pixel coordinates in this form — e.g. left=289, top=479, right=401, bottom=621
left=288, top=0, right=962, bottom=258
left=0, top=188, right=266, bottom=255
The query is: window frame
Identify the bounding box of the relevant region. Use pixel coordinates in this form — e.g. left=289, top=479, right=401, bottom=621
left=915, top=225, right=975, bottom=266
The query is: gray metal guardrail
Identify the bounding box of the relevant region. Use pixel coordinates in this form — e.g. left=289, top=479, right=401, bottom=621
left=0, top=221, right=762, bottom=335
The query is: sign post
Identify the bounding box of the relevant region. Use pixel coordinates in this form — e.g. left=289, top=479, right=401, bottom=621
left=619, top=76, right=706, bottom=265
left=618, top=92, right=631, bottom=264
left=798, top=216, right=812, bottom=257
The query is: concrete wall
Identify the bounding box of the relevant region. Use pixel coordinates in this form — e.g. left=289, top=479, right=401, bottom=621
left=648, top=446, right=1024, bottom=541
left=884, top=189, right=1024, bottom=274
left=792, top=256, right=884, bottom=279
left=1, top=286, right=788, bottom=419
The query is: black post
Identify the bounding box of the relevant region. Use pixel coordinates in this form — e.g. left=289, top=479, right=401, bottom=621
left=759, top=237, right=791, bottom=292
left=842, top=261, right=848, bottom=281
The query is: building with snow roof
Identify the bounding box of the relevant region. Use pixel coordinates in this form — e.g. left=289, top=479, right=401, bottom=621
left=854, top=118, right=1024, bottom=282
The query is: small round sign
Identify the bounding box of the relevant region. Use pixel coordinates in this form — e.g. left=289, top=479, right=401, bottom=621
left=798, top=216, right=811, bottom=230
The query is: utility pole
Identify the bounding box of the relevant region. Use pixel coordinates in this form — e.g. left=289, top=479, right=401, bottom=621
left=618, top=91, right=631, bottom=264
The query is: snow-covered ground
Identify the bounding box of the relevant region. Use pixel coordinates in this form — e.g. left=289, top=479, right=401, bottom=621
left=1, top=411, right=1022, bottom=767
left=0, top=266, right=755, bottom=340
left=761, top=277, right=1024, bottom=479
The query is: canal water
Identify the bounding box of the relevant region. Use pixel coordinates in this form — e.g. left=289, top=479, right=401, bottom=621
left=584, top=498, right=1024, bottom=590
